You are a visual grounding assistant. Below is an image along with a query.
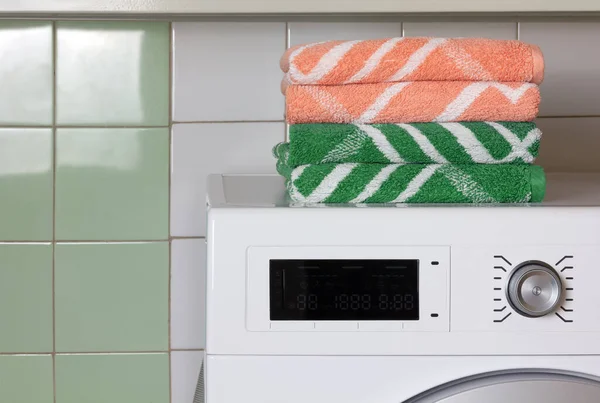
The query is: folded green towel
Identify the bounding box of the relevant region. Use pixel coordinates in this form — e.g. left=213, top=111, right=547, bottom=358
left=277, top=162, right=546, bottom=204
left=277, top=122, right=541, bottom=166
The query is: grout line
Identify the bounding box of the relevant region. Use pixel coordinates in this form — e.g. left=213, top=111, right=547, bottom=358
left=0, top=125, right=170, bottom=129
left=0, top=350, right=201, bottom=355
left=51, top=20, right=57, bottom=403
left=516, top=21, right=521, bottom=40
left=53, top=239, right=171, bottom=243
left=7, top=116, right=600, bottom=129
left=55, top=352, right=170, bottom=356
left=0, top=237, right=205, bottom=243
left=172, top=119, right=285, bottom=124
left=401, top=21, right=405, bottom=37
left=170, top=348, right=206, bottom=352
left=167, top=20, right=174, bottom=403
left=284, top=22, right=290, bottom=140
left=0, top=241, right=53, bottom=244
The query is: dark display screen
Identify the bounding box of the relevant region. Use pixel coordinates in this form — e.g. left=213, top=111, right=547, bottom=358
left=270, top=260, right=419, bottom=321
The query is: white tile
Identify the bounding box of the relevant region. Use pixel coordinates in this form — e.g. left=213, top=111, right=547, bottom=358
left=289, top=22, right=402, bottom=47
left=171, top=122, right=283, bottom=236
left=403, top=22, right=517, bottom=39
left=536, top=118, right=600, bottom=173
left=171, top=239, right=206, bottom=349
left=520, top=22, right=600, bottom=116
left=173, top=22, right=285, bottom=122
left=171, top=351, right=204, bottom=403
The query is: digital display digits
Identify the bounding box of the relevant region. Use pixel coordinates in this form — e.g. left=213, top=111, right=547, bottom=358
left=269, top=259, right=419, bottom=321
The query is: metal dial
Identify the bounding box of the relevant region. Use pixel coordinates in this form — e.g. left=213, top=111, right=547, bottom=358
left=506, top=261, right=562, bottom=318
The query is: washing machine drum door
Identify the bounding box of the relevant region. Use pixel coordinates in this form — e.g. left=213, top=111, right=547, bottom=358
left=406, top=370, right=600, bottom=403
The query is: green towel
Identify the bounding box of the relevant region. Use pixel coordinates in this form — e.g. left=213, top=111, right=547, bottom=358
left=279, top=122, right=541, bottom=166
left=277, top=161, right=546, bottom=204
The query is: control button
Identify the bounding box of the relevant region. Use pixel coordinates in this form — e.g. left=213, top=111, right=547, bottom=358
left=506, top=261, right=562, bottom=318
left=269, top=322, right=314, bottom=331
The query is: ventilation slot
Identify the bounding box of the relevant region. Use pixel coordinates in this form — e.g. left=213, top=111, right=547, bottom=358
left=193, top=359, right=205, bottom=403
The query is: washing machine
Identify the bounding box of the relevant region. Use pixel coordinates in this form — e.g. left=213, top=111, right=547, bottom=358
left=204, top=173, right=600, bottom=403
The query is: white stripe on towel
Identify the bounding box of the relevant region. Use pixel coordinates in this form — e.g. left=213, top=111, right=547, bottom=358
left=349, top=164, right=399, bottom=203
left=391, top=165, right=440, bottom=203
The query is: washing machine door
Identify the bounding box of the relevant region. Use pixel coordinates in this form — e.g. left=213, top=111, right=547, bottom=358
left=405, top=370, right=600, bottom=403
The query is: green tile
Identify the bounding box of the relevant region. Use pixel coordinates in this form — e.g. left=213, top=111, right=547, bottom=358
left=0, top=244, right=53, bottom=352
left=55, top=128, right=169, bottom=240
left=56, top=354, right=169, bottom=403
left=0, top=22, right=52, bottom=125
left=56, top=21, right=169, bottom=126
left=0, top=129, right=53, bottom=241
left=55, top=242, right=169, bottom=352
left=0, top=355, right=53, bottom=403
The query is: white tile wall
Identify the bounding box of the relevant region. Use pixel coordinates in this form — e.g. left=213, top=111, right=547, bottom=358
left=170, top=122, right=283, bottom=237
left=520, top=22, right=600, bottom=117
left=288, top=22, right=402, bottom=46
left=403, top=22, right=517, bottom=39
left=171, top=239, right=206, bottom=349
left=169, top=18, right=600, bottom=396
left=171, top=351, right=204, bottom=403
left=172, top=22, right=285, bottom=121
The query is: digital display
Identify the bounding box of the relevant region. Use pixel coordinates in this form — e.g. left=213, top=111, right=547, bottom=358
left=269, top=260, right=419, bottom=321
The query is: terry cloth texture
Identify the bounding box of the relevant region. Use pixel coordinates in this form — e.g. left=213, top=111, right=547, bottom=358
left=280, top=37, right=544, bottom=89
left=277, top=162, right=546, bottom=204
left=276, top=122, right=541, bottom=166
left=285, top=82, right=540, bottom=124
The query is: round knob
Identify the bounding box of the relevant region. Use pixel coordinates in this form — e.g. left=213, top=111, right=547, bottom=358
left=506, top=261, right=562, bottom=318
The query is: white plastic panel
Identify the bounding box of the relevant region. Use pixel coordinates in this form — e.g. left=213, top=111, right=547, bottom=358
left=206, top=355, right=600, bottom=403
left=206, top=202, right=600, bottom=355
left=246, top=246, right=450, bottom=332
left=451, top=245, right=600, bottom=332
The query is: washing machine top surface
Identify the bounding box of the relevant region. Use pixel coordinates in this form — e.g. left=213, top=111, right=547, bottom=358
left=207, top=173, right=600, bottom=208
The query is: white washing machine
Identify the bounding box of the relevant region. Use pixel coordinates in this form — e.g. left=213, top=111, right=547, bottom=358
left=204, top=173, right=600, bottom=403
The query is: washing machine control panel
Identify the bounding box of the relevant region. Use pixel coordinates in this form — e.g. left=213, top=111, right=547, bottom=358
left=246, top=246, right=450, bottom=332
left=449, top=246, right=600, bottom=332
left=243, top=245, right=600, bottom=333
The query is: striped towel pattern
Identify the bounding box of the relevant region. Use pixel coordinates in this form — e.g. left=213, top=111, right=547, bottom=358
left=276, top=36, right=546, bottom=204
left=277, top=122, right=541, bottom=166
left=280, top=37, right=544, bottom=88
left=278, top=162, right=546, bottom=204
left=286, top=82, right=540, bottom=124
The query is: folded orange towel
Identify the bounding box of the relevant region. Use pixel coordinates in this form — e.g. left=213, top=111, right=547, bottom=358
left=280, top=37, right=544, bottom=91
left=286, top=81, right=540, bottom=124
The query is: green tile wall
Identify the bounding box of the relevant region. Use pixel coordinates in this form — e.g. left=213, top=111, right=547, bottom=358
left=0, top=20, right=172, bottom=403
left=55, top=354, right=170, bottom=403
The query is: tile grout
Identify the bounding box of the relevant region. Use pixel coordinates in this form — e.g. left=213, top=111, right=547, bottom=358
left=167, top=20, right=174, bottom=403
left=173, top=119, right=285, bottom=124
left=0, top=236, right=205, bottom=243
left=284, top=22, right=289, bottom=140
left=0, top=349, right=204, bottom=355
left=5, top=116, right=600, bottom=129
left=51, top=19, right=57, bottom=403
left=0, top=125, right=171, bottom=129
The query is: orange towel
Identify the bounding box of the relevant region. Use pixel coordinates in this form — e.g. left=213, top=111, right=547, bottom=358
left=280, top=37, right=544, bottom=91
left=286, top=81, right=540, bottom=124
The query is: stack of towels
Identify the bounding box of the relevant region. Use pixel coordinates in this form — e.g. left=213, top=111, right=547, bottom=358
left=274, top=37, right=546, bottom=204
